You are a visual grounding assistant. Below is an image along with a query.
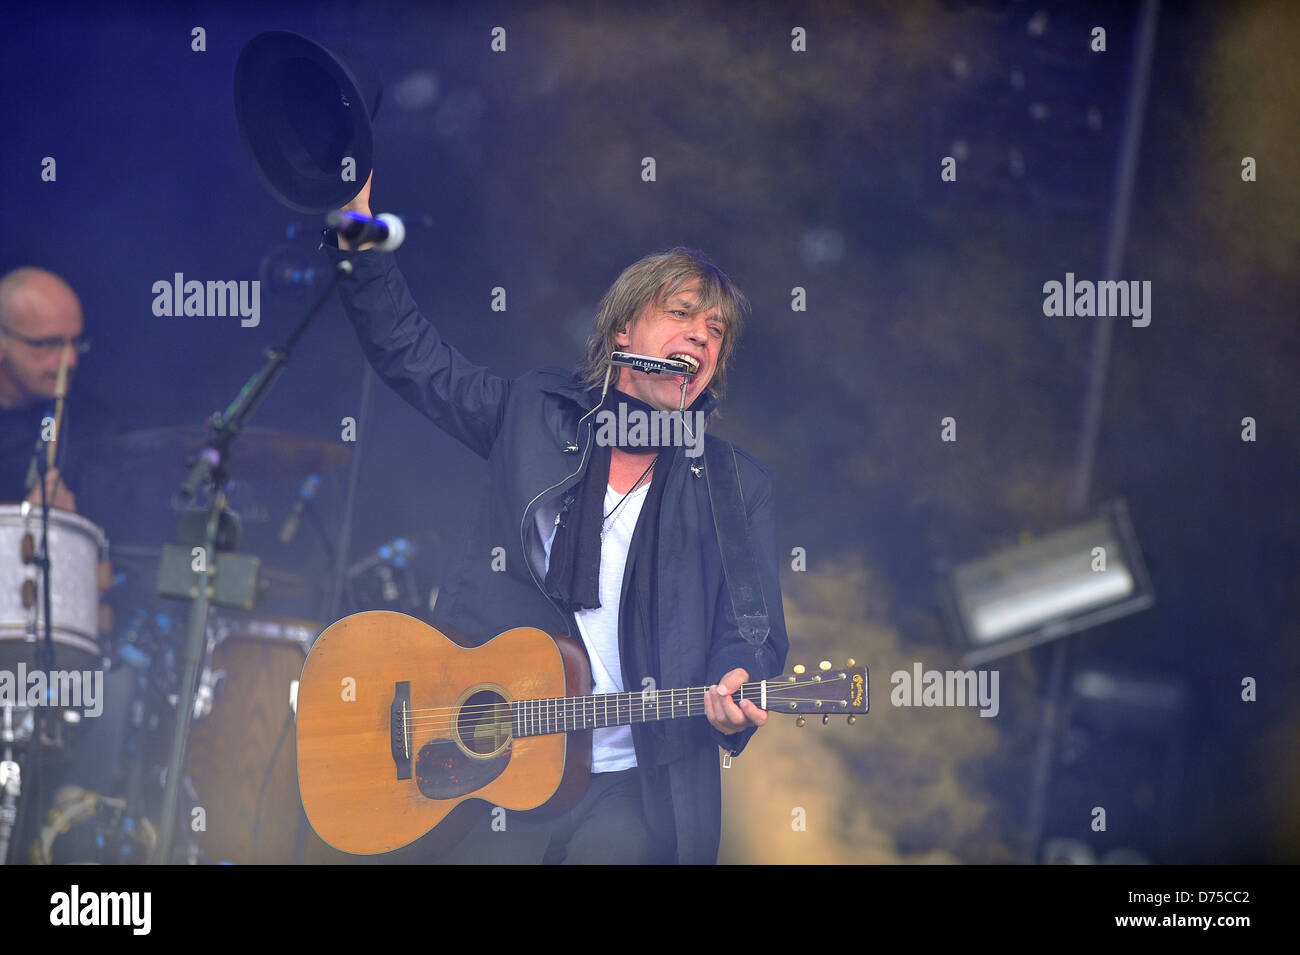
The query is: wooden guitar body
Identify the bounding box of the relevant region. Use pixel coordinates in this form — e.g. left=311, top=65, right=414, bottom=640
left=298, top=610, right=868, bottom=855
left=296, top=612, right=592, bottom=855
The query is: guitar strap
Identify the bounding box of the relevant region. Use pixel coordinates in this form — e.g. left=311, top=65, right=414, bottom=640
left=703, top=438, right=770, bottom=650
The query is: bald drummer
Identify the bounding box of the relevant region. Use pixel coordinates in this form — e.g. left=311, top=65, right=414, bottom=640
left=0, top=267, right=87, bottom=511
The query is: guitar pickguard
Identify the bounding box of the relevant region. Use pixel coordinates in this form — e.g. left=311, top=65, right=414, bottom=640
left=415, top=738, right=512, bottom=799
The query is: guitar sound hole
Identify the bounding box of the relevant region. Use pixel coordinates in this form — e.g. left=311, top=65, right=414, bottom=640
left=456, top=689, right=511, bottom=757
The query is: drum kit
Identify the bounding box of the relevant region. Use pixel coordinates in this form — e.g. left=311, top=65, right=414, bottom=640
left=1, top=426, right=426, bottom=864
left=2, top=29, right=409, bottom=864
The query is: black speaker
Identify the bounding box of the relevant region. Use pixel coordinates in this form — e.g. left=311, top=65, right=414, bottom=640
left=234, top=31, right=383, bottom=214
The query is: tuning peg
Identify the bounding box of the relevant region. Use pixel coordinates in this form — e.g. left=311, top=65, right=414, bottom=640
left=847, top=715, right=857, bottom=725
left=822, top=714, right=830, bottom=725
left=819, top=660, right=831, bottom=671
left=792, top=664, right=806, bottom=675
left=795, top=716, right=807, bottom=727
left=846, top=658, right=856, bottom=667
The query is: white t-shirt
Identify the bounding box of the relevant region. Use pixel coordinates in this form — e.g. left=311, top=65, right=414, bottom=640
left=540, top=482, right=649, bottom=772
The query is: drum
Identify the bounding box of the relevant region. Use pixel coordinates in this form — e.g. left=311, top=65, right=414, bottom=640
left=181, top=613, right=354, bottom=864
left=0, top=504, right=108, bottom=671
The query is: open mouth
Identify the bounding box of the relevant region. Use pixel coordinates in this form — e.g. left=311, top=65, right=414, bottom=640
left=666, top=353, right=701, bottom=376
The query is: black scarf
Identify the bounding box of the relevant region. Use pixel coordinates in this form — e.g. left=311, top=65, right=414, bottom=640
left=544, top=388, right=672, bottom=613
left=545, top=386, right=710, bottom=774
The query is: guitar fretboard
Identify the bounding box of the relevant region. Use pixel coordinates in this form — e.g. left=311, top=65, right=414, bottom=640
left=510, top=685, right=752, bottom=737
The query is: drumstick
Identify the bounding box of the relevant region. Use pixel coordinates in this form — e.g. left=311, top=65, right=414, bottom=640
left=47, top=346, right=70, bottom=472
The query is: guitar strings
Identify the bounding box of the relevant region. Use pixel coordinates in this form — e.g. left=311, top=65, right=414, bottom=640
left=400, top=696, right=857, bottom=738
left=399, top=697, right=855, bottom=728
left=392, top=676, right=841, bottom=720
left=387, top=677, right=858, bottom=735
left=391, top=695, right=859, bottom=737
left=395, top=680, right=842, bottom=717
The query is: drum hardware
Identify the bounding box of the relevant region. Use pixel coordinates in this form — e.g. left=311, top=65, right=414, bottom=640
left=29, top=785, right=157, bottom=865
left=190, top=666, right=225, bottom=723
left=75, top=613, right=194, bottom=864
left=176, top=505, right=243, bottom=552
left=114, top=542, right=310, bottom=603
left=0, top=704, right=38, bottom=864
left=37, top=708, right=65, bottom=750
left=155, top=542, right=261, bottom=610
left=0, top=750, right=20, bottom=864
left=209, top=611, right=316, bottom=651
left=1, top=705, right=35, bottom=746
left=19, top=523, right=36, bottom=626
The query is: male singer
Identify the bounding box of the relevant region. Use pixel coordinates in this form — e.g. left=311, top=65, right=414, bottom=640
left=326, top=174, right=788, bottom=863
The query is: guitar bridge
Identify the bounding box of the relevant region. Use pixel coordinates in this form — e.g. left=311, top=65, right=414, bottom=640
left=390, top=681, right=412, bottom=780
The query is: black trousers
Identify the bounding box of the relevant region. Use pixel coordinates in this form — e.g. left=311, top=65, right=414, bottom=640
left=429, top=768, right=674, bottom=865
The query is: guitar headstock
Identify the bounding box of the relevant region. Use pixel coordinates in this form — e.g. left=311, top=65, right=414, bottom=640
left=763, top=660, right=868, bottom=726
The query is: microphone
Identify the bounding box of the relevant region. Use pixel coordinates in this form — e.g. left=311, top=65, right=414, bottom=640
left=610, top=351, right=697, bottom=378
left=345, top=537, right=416, bottom=577
left=279, top=474, right=320, bottom=544
left=325, top=210, right=407, bottom=251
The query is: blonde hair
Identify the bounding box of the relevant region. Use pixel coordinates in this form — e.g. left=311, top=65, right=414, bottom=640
left=579, top=247, right=749, bottom=397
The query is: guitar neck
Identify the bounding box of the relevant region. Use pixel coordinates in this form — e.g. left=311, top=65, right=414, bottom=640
left=511, top=684, right=753, bottom=737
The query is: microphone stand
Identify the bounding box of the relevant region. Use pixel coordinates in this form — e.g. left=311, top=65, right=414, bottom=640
left=0, top=440, right=56, bottom=866
left=35, top=437, right=56, bottom=748
left=153, top=254, right=356, bottom=864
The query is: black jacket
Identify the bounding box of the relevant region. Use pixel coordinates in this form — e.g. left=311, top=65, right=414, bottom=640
left=327, top=247, right=789, bottom=863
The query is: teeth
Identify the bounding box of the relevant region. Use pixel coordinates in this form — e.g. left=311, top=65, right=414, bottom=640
left=668, top=353, right=699, bottom=373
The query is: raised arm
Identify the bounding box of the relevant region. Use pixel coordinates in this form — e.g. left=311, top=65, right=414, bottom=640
left=327, top=172, right=510, bottom=459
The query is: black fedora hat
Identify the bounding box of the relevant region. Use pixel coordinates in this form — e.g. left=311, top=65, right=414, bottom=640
left=234, top=31, right=383, bottom=214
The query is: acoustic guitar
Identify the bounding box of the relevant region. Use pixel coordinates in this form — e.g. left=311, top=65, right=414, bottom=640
left=296, top=611, right=868, bottom=854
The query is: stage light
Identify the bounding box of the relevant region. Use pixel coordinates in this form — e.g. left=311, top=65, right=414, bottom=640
left=942, top=499, right=1153, bottom=665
